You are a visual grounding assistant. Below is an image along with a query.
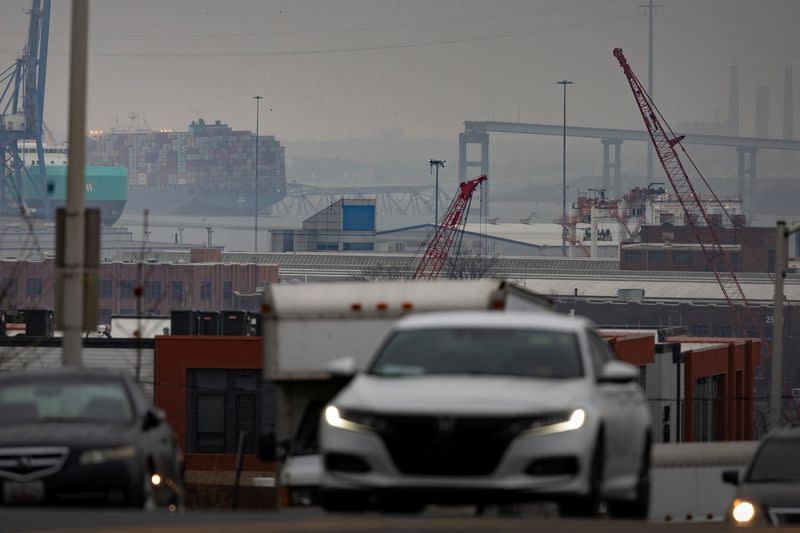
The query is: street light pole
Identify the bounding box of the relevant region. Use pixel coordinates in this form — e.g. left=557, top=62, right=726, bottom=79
left=429, top=159, right=446, bottom=225
left=557, top=80, right=573, bottom=258
left=771, top=220, right=800, bottom=429
left=253, top=95, right=263, bottom=252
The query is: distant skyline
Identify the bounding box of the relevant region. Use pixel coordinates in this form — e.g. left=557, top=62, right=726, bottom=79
left=1, top=0, right=799, bottom=143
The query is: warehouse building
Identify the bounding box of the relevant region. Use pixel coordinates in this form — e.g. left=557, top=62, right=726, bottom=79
left=270, top=198, right=377, bottom=252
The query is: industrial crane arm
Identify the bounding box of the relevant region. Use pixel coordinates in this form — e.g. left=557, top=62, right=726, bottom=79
left=613, top=47, right=766, bottom=354
left=412, top=174, right=487, bottom=280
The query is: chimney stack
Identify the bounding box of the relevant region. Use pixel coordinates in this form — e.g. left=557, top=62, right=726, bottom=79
left=784, top=66, right=793, bottom=139
left=756, top=86, right=770, bottom=138
left=728, top=65, right=739, bottom=135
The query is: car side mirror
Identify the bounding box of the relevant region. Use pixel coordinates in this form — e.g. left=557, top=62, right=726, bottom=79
left=597, top=361, right=639, bottom=384
left=722, top=469, right=740, bottom=485
left=142, top=407, right=166, bottom=431
left=327, top=356, right=357, bottom=377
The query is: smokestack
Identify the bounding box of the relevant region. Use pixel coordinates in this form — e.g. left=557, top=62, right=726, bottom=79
left=728, top=65, right=739, bottom=135
left=756, top=85, right=770, bottom=138
left=784, top=66, right=793, bottom=139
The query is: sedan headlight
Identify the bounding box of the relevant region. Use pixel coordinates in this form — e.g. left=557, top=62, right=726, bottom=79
left=324, top=406, right=381, bottom=432
left=79, top=445, right=137, bottom=465
left=731, top=499, right=757, bottom=525
left=523, top=409, right=585, bottom=437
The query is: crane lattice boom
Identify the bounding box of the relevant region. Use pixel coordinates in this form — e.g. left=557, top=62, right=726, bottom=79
left=413, top=174, right=487, bottom=280
left=613, top=48, right=764, bottom=349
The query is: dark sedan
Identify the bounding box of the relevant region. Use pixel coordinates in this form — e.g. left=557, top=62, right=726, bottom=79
left=723, top=426, right=800, bottom=526
left=0, top=368, right=184, bottom=508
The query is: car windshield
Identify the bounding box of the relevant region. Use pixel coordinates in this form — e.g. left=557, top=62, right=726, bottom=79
left=0, top=379, right=134, bottom=425
left=368, top=328, right=583, bottom=379
left=747, top=438, right=800, bottom=483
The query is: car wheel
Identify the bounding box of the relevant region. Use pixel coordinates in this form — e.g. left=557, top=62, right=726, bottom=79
left=559, top=430, right=604, bottom=518
left=321, top=489, right=369, bottom=513
left=607, top=434, right=651, bottom=520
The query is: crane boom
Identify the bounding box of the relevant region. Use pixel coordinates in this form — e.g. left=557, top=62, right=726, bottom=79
left=612, top=48, right=765, bottom=350
left=413, top=174, right=487, bottom=280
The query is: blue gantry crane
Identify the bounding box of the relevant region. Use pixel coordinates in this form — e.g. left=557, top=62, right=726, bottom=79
left=0, top=0, right=51, bottom=218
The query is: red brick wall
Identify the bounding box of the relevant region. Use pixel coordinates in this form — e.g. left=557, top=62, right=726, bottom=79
left=667, top=337, right=760, bottom=441
left=0, top=260, right=278, bottom=317
left=600, top=332, right=656, bottom=366
left=153, top=335, right=269, bottom=470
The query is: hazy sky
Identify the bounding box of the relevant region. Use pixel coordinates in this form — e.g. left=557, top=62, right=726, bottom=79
left=1, top=0, right=799, bottom=143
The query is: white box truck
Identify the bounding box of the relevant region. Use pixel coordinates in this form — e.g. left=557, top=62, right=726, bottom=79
left=258, top=279, right=552, bottom=507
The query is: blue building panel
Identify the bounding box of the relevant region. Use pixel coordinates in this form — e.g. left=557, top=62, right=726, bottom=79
left=342, top=204, right=375, bottom=231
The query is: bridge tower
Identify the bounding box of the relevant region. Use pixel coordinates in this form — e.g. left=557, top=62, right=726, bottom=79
left=458, top=126, right=489, bottom=217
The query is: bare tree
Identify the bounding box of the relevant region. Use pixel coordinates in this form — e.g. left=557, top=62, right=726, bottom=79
left=445, top=249, right=500, bottom=280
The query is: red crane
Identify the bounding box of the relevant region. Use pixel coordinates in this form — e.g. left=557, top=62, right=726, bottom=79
left=412, top=174, right=487, bottom=280
left=613, top=48, right=765, bottom=349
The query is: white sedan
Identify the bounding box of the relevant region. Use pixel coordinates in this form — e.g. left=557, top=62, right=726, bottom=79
left=319, top=311, right=652, bottom=517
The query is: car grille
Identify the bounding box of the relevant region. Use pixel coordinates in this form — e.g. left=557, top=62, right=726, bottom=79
left=376, top=415, right=529, bottom=476
left=0, top=447, right=69, bottom=481
left=769, top=508, right=800, bottom=525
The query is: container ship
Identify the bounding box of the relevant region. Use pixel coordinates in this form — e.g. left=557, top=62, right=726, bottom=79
left=16, top=141, right=128, bottom=226
left=87, top=118, right=287, bottom=217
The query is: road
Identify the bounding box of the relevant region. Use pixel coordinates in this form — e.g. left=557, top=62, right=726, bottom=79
left=2, top=508, right=741, bottom=533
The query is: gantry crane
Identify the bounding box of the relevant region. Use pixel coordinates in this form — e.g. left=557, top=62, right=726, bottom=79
left=0, top=0, right=52, bottom=217
left=412, top=174, right=487, bottom=280
left=613, top=48, right=765, bottom=350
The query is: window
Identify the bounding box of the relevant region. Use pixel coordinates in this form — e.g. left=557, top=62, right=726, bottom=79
left=200, top=281, right=212, bottom=301
left=368, top=328, right=584, bottom=379
left=144, top=281, right=161, bottom=300
left=186, top=369, right=273, bottom=454
left=648, top=250, right=665, bottom=266
left=25, top=278, right=43, bottom=298
left=98, top=308, right=112, bottom=324
left=100, top=279, right=113, bottom=298
left=623, top=250, right=642, bottom=264
left=171, top=281, right=184, bottom=302
left=316, top=242, right=338, bottom=251
left=119, top=280, right=136, bottom=299
left=223, top=281, right=233, bottom=304
left=672, top=251, right=690, bottom=267
left=343, top=242, right=374, bottom=251
left=729, top=253, right=741, bottom=271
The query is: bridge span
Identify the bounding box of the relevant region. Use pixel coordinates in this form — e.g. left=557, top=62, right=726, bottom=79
left=459, top=120, right=800, bottom=212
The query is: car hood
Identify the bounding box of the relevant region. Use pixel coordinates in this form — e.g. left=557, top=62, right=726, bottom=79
left=335, top=374, right=590, bottom=415
left=0, top=422, right=137, bottom=449
left=739, top=482, right=800, bottom=508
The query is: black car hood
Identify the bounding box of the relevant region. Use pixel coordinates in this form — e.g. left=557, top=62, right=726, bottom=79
left=739, top=482, right=800, bottom=508
left=0, top=422, right=137, bottom=448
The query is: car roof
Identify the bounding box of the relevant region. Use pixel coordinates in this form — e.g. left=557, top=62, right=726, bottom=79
left=0, top=367, right=129, bottom=383
left=392, top=310, right=592, bottom=333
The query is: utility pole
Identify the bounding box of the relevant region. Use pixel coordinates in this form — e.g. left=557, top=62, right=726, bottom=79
left=429, top=159, right=445, bottom=225
left=771, top=220, right=800, bottom=429
left=253, top=95, right=263, bottom=252
left=557, top=80, right=573, bottom=258
left=62, top=0, right=89, bottom=367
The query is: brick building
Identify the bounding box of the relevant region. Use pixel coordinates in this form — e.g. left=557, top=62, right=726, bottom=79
left=621, top=225, right=785, bottom=273
left=0, top=248, right=278, bottom=323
